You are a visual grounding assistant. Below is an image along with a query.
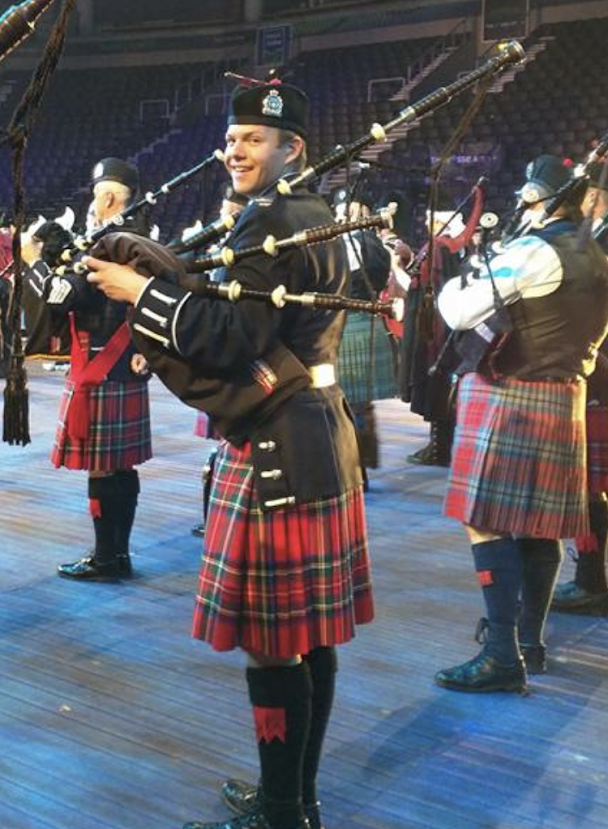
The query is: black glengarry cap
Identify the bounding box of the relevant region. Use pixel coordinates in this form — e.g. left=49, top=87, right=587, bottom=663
left=228, top=82, right=308, bottom=140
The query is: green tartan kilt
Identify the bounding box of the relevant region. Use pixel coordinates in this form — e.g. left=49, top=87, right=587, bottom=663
left=337, top=312, right=398, bottom=405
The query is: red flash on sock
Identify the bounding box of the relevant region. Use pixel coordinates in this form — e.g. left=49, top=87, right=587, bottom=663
left=89, top=498, right=102, bottom=518
left=477, top=569, right=494, bottom=586
left=253, top=706, right=286, bottom=744
left=575, top=534, right=600, bottom=554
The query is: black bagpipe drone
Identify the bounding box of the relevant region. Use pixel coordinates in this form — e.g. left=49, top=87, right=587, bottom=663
left=54, top=40, right=526, bottom=328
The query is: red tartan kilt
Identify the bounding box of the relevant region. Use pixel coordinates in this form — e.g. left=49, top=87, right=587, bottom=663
left=192, top=440, right=374, bottom=657
left=586, top=405, right=608, bottom=494
left=445, top=373, right=588, bottom=539
left=51, top=378, right=152, bottom=471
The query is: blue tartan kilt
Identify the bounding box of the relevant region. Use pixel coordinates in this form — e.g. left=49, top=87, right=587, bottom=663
left=337, top=312, right=397, bottom=405
left=192, top=440, right=374, bottom=657
left=51, top=378, right=152, bottom=471
left=444, top=373, right=588, bottom=539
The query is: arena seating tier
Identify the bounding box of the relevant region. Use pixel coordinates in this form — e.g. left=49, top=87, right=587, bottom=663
left=2, top=15, right=608, bottom=246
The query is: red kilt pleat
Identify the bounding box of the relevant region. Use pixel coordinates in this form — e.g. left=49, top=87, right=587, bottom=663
left=586, top=405, right=608, bottom=494
left=444, top=373, right=588, bottom=539
left=192, top=441, right=374, bottom=657
left=51, top=378, right=152, bottom=471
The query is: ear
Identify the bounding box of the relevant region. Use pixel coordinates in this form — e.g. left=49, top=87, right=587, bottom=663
left=284, top=134, right=304, bottom=166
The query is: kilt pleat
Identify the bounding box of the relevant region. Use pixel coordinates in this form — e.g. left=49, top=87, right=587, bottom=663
left=337, top=312, right=397, bottom=404
left=444, top=373, right=588, bottom=539
left=192, top=441, right=374, bottom=657
left=586, top=405, right=608, bottom=494
left=51, top=378, right=152, bottom=471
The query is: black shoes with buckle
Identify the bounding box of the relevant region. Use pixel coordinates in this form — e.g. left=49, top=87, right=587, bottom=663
left=435, top=651, right=528, bottom=693
left=221, top=780, right=323, bottom=829
left=183, top=807, right=310, bottom=829
left=57, top=553, right=132, bottom=580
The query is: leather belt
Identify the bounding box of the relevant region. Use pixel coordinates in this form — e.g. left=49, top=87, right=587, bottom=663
left=309, top=364, right=335, bottom=388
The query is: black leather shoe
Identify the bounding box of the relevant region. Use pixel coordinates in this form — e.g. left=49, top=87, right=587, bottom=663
left=117, top=554, right=133, bottom=577
left=407, top=442, right=449, bottom=467
left=57, top=555, right=123, bottom=580
left=520, top=644, right=547, bottom=675
left=435, top=651, right=528, bottom=693
left=551, top=581, right=608, bottom=615
left=221, top=780, right=323, bottom=829
left=191, top=523, right=206, bottom=538
left=183, top=807, right=309, bottom=829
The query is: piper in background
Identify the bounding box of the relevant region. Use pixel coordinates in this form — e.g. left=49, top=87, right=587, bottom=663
left=21, top=158, right=152, bottom=580
left=434, top=155, right=608, bottom=692
left=552, top=159, right=608, bottom=614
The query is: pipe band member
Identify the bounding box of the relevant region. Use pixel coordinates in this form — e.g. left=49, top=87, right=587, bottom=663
left=84, top=79, right=374, bottom=829
left=552, top=160, right=608, bottom=614
left=21, top=157, right=152, bottom=580
left=434, top=154, right=608, bottom=691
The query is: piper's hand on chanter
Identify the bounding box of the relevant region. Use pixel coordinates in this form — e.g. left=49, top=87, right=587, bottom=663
left=84, top=255, right=149, bottom=304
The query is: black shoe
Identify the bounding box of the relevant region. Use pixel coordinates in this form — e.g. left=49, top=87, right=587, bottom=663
left=435, top=651, right=528, bottom=693
left=520, top=644, right=547, bottom=675
left=117, top=554, right=133, bottom=577
left=551, top=581, right=608, bottom=614
left=184, top=807, right=309, bottom=829
left=57, top=554, right=123, bottom=580
left=192, top=523, right=206, bottom=538
left=221, top=780, right=323, bottom=829
left=406, top=442, right=450, bottom=467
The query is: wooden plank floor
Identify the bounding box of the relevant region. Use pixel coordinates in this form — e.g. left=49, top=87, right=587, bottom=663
left=1, top=364, right=608, bottom=829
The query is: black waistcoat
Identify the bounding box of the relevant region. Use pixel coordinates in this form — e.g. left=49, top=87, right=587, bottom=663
left=496, top=220, right=608, bottom=380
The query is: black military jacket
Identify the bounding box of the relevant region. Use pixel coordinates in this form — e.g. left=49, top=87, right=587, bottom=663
left=105, top=187, right=363, bottom=508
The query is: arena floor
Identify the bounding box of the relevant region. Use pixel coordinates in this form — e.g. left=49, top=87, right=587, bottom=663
left=0, top=366, right=606, bottom=829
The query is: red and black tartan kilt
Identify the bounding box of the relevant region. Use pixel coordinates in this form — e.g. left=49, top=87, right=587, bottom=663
left=444, top=373, right=588, bottom=539
left=51, top=378, right=152, bottom=471
left=192, top=440, right=374, bottom=657
left=586, top=405, right=608, bottom=494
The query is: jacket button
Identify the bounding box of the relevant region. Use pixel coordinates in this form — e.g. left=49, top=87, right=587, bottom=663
left=261, top=469, right=283, bottom=480
left=259, top=440, right=277, bottom=451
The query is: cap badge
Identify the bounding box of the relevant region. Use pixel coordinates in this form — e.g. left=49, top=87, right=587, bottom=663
left=522, top=185, right=540, bottom=204
left=262, top=89, right=283, bottom=118
left=93, top=162, right=105, bottom=180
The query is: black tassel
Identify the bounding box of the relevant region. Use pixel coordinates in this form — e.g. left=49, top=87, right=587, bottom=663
left=418, top=285, right=436, bottom=343
left=3, top=350, right=31, bottom=446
